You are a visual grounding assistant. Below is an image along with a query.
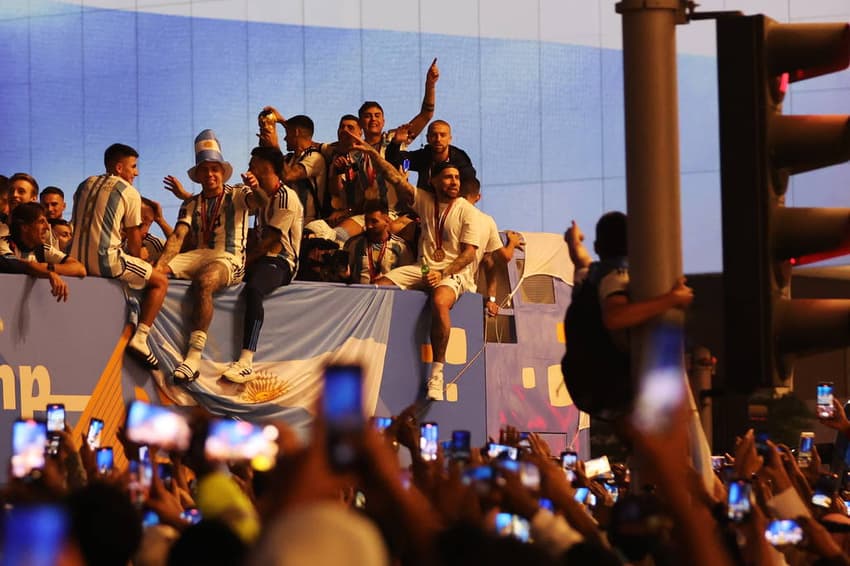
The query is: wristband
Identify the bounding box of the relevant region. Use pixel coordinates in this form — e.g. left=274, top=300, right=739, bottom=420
left=47, top=263, right=55, bottom=272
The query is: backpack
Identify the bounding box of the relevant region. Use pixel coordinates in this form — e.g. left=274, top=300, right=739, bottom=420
left=562, top=262, right=635, bottom=419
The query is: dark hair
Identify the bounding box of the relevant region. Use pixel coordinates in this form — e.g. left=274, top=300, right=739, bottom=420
left=66, top=483, right=142, bottom=566
left=339, top=114, right=359, bottom=125
left=9, top=172, right=39, bottom=196
left=362, top=199, right=389, bottom=216
left=40, top=186, right=65, bottom=200
left=104, top=143, right=139, bottom=170
left=595, top=211, right=628, bottom=259
left=358, top=101, right=383, bottom=119
left=285, top=115, right=314, bottom=137
left=49, top=218, right=70, bottom=227
left=167, top=520, right=246, bottom=566
left=427, top=119, right=451, bottom=134
left=431, top=161, right=460, bottom=178
left=250, top=146, right=285, bottom=178
left=0, top=174, right=8, bottom=197
left=10, top=202, right=46, bottom=241
left=459, top=177, right=481, bottom=199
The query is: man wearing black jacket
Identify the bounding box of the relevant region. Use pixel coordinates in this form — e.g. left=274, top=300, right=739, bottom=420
left=386, top=120, right=476, bottom=190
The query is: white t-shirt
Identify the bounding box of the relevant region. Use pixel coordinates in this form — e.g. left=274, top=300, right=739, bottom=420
left=412, top=189, right=479, bottom=287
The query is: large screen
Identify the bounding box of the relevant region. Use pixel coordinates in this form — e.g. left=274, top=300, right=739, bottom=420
left=2, top=0, right=849, bottom=273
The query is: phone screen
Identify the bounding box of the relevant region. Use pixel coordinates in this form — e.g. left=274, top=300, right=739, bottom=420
left=2, top=505, right=68, bottom=566
left=765, top=519, right=803, bottom=546
left=96, top=447, right=113, bottom=475
left=420, top=422, right=439, bottom=462
left=817, top=382, right=835, bottom=419
left=487, top=443, right=518, bottom=461
left=727, top=480, right=753, bottom=521
left=87, top=418, right=104, bottom=450
left=451, top=430, right=471, bottom=461
left=495, top=512, right=531, bottom=542
left=371, top=416, right=392, bottom=433
left=584, top=455, right=612, bottom=479
left=798, top=433, right=814, bottom=468
left=125, top=401, right=191, bottom=450
left=11, top=420, right=47, bottom=478
left=205, top=419, right=279, bottom=471
left=46, top=404, right=65, bottom=433
left=323, top=365, right=364, bottom=470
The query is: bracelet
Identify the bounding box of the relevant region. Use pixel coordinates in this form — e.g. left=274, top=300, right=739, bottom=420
left=47, top=263, right=55, bottom=272
left=422, top=103, right=435, bottom=111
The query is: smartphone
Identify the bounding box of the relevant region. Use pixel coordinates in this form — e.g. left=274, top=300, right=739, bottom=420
left=11, top=420, right=47, bottom=479
left=451, top=430, right=471, bottom=461
left=584, top=455, right=612, bottom=479
left=462, top=465, right=494, bottom=496
left=86, top=418, right=105, bottom=450
left=420, top=422, right=439, bottom=462
left=180, top=508, right=202, bottom=525
left=711, top=455, right=726, bottom=472
left=561, top=450, right=578, bottom=482
left=487, top=443, right=518, bottom=461
left=96, top=447, right=113, bottom=475
left=495, top=512, right=531, bottom=542
left=158, top=462, right=173, bottom=489
left=798, top=432, right=815, bottom=468
left=46, top=403, right=65, bottom=433
left=812, top=491, right=833, bottom=508
left=727, top=480, right=753, bottom=522
left=125, top=401, right=191, bottom=451
left=371, top=416, right=392, bottom=434
left=323, top=365, right=364, bottom=471
left=818, top=382, right=836, bottom=419
left=813, top=473, right=839, bottom=509
left=755, top=431, right=771, bottom=459
left=141, top=509, right=160, bottom=528
left=539, top=497, right=555, bottom=512
left=600, top=479, right=620, bottom=503
left=204, top=419, right=279, bottom=471
left=574, top=487, right=596, bottom=507
left=765, top=519, right=803, bottom=546
left=46, top=403, right=65, bottom=457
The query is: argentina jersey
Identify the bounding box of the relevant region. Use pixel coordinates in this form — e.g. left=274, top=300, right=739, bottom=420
left=177, top=184, right=252, bottom=268
left=256, top=184, right=303, bottom=272
left=70, top=174, right=142, bottom=278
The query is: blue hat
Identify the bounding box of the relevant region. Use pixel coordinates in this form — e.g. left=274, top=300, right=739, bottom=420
left=187, top=129, right=233, bottom=183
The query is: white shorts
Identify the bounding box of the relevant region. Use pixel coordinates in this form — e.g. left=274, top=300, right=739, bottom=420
left=167, top=249, right=244, bottom=286
left=382, top=265, right=469, bottom=300
left=118, top=253, right=153, bottom=291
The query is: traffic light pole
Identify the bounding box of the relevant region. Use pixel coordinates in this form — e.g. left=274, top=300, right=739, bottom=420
left=617, top=0, right=690, bottom=410
left=617, top=0, right=685, bottom=310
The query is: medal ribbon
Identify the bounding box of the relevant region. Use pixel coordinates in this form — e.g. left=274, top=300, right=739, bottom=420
left=433, top=199, right=454, bottom=257
left=200, top=194, right=223, bottom=248
left=366, top=237, right=389, bottom=283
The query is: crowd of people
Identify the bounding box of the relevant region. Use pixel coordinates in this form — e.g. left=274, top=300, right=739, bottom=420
left=0, top=58, right=521, bottom=399
left=4, top=393, right=850, bottom=565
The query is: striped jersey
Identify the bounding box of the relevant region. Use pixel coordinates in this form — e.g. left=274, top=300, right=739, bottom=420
left=177, top=184, right=252, bottom=267
left=345, top=233, right=414, bottom=284
left=2, top=236, right=69, bottom=264
left=70, top=174, right=142, bottom=278
left=255, top=184, right=303, bottom=272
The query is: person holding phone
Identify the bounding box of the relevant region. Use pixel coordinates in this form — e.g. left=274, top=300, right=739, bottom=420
left=155, top=130, right=270, bottom=384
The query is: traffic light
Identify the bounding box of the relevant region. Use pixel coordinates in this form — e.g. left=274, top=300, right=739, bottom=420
left=717, top=14, right=850, bottom=393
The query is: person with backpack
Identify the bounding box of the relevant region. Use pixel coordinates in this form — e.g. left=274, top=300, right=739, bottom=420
left=562, top=211, right=693, bottom=419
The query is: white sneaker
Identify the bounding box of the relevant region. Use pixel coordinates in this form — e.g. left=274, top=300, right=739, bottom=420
left=222, top=360, right=255, bottom=383
left=426, top=369, right=444, bottom=401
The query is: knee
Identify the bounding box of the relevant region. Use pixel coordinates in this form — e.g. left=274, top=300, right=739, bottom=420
left=431, top=293, right=454, bottom=313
